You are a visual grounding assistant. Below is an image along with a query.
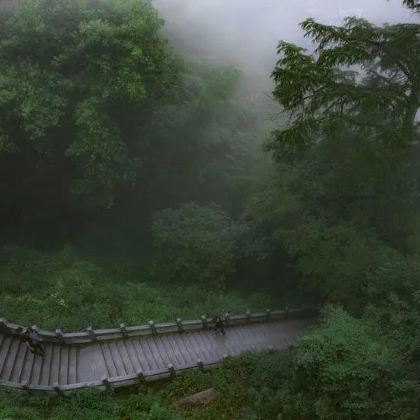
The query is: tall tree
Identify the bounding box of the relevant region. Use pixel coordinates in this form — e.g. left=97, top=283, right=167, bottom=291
left=0, top=0, right=181, bottom=209
left=269, top=17, right=420, bottom=156
left=0, top=0, right=184, bottom=242
left=0, top=0, right=263, bottom=245
left=245, top=17, right=420, bottom=307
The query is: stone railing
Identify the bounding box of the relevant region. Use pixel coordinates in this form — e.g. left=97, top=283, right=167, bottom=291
left=0, top=307, right=316, bottom=345
left=0, top=307, right=317, bottom=394
left=0, top=359, right=226, bottom=394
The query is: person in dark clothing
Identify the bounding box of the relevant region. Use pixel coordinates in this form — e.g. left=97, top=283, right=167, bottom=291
left=16, top=326, right=45, bottom=357
left=213, top=315, right=226, bottom=336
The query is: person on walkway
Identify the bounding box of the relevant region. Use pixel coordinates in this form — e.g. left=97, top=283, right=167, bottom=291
left=213, top=315, right=226, bottom=336
left=16, top=326, right=45, bottom=357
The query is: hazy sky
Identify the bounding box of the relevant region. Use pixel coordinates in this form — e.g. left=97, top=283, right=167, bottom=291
left=153, top=0, right=418, bottom=92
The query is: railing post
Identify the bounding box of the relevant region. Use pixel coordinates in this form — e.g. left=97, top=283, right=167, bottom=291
left=120, top=323, right=127, bottom=337
left=56, top=329, right=64, bottom=343
left=246, top=310, right=251, bottom=322
left=176, top=318, right=184, bottom=332
left=197, top=359, right=204, bottom=370
left=265, top=309, right=271, bottom=321
left=32, top=325, right=41, bottom=340
left=136, top=369, right=145, bottom=383
left=102, top=376, right=111, bottom=390
left=168, top=363, right=176, bottom=377
left=0, top=318, right=8, bottom=332
left=149, top=320, right=157, bottom=335
left=201, top=315, right=208, bottom=329
left=53, top=382, right=62, bottom=396
left=87, top=326, right=96, bottom=341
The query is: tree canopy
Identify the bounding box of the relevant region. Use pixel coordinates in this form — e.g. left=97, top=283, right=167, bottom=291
left=0, top=0, right=264, bottom=245
left=0, top=0, right=181, bottom=206
left=270, top=17, right=420, bottom=156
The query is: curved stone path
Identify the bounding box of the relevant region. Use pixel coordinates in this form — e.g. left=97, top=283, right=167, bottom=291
left=0, top=312, right=315, bottom=393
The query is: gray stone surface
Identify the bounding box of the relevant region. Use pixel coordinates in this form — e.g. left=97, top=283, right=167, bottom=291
left=0, top=318, right=314, bottom=390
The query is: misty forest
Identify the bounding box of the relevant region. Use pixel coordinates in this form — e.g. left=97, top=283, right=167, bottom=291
left=0, top=0, right=420, bottom=418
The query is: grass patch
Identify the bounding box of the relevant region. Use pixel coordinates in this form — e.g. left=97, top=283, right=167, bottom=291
left=0, top=245, right=287, bottom=331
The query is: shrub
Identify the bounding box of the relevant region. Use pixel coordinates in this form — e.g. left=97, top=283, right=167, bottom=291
left=278, top=307, right=420, bottom=419
left=151, top=203, right=242, bottom=287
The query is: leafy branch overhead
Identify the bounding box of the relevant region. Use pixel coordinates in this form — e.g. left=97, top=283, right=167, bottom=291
left=269, top=17, right=420, bottom=156
left=403, top=0, right=420, bottom=10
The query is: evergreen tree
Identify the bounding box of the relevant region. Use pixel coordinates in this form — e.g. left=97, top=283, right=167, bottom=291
left=269, top=17, right=420, bottom=157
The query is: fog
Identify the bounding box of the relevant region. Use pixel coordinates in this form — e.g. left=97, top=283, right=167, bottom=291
left=153, top=0, right=418, bottom=93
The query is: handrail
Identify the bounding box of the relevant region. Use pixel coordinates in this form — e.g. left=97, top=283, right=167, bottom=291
left=0, top=307, right=317, bottom=345
left=0, top=357, right=226, bottom=394
left=0, top=308, right=317, bottom=394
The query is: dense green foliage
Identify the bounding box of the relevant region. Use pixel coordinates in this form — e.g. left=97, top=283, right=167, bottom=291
left=278, top=308, right=420, bottom=419
left=241, top=9, right=420, bottom=419
left=0, top=0, right=180, bottom=208
left=270, top=17, right=420, bottom=151
left=151, top=203, right=243, bottom=287
left=0, top=245, right=284, bottom=330
left=250, top=14, right=420, bottom=309
left=0, top=0, right=264, bottom=245
left=1, top=0, right=420, bottom=418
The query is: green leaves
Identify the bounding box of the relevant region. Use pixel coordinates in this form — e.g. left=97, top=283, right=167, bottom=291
left=278, top=307, right=420, bottom=419
left=0, top=63, right=66, bottom=146
left=258, top=18, right=420, bottom=315
left=404, top=0, right=420, bottom=10
left=270, top=17, right=420, bottom=156
left=151, top=203, right=242, bottom=287
left=0, top=0, right=180, bottom=205
left=67, top=97, right=137, bottom=206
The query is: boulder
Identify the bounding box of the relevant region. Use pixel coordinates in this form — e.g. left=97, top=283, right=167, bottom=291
left=172, top=388, right=220, bottom=409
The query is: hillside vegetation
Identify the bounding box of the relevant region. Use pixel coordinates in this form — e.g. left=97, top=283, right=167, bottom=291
left=0, top=0, right=420, bottom=418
